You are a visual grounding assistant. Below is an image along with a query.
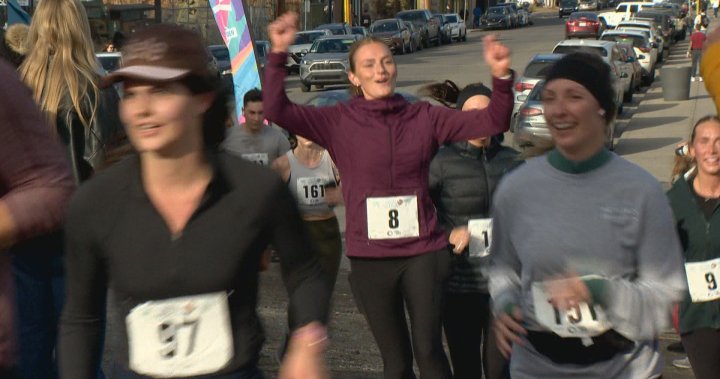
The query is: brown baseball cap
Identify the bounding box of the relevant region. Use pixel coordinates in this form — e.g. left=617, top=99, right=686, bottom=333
left=101, top=24, right=212, bottom=88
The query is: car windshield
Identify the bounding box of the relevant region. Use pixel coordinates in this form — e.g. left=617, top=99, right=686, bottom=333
left=294, top=32, right=325, bottom=45
left=371, top=21, right=399, bottom=33
left=351, top=27, right=365, bottom=34
left=602, top=34, right=646, bottom=48
left=528, top=81, right=545, bottom=101
left=488, top=7, right=504, bottom=14
left=98, top=56, right=121, bottom=72
left=309, top=39, right=355, bottom=53
left=560, top=0, right=577, bottom=6
left=256, top=42, right=268, bottom=58
left=397, top=12, right=424, bottom=22
left=317, top=24, right=344, bottom=34
left=523, top=61, right=556, bottom=78
left=445, top=15, right=458, bottom=22
left=553, top=45, right=608, bottom=57
left=209, top=47, right=229, bottom=61
left=570, top=12, right=596, bottom=20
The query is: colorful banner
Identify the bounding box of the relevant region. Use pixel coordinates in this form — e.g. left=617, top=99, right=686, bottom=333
left=209, top=0, right=261, bottom=124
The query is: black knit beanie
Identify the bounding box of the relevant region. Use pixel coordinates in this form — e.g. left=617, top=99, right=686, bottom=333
left=544, top=53, right=616, bottom=123
left=456, top=83, right=493, bottom=110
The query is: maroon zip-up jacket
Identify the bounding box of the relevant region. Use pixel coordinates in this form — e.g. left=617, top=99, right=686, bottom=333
left=264, top=52, right=513, bottom=258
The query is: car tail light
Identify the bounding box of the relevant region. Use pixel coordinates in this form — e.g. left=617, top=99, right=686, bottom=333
left=515, top=82, right=535, bottom=92
left=639, top=46, right=650, bottom=53
left=520, top=107, right=543, bottom=117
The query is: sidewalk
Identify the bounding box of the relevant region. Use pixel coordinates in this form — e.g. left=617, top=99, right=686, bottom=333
left=615, top=37, right=716, bottom=186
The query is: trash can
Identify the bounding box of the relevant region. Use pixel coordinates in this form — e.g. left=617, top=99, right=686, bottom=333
left=662, top=66, right=692, bottom=101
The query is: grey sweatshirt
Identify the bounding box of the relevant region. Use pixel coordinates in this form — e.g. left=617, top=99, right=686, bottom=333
left=488, top=151, right=686, bottom=379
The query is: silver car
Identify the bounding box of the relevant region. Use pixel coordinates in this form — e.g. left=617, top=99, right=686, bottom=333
left=299, top=35, right=362, bottom=92
left=511, top=53, right=564, bottom=132
left=514, top=80, right=616, bottom=150
left=288, top=29, right=333, bottom=73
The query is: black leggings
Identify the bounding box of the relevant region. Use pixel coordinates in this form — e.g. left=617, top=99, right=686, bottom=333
left=681, top=327, right=720, bottom=379
left=303, top=217, right=342, bottom=291
left=349, top=249, right=452, bottom=379
left=442, top=292, right=509, bottom=379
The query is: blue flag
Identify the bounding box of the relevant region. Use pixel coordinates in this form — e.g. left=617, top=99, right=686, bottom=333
left=7, top=0, right=32, bottom=26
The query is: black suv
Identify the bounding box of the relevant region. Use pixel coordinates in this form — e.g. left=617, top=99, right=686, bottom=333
left=396, top=9, right=440, bottom=48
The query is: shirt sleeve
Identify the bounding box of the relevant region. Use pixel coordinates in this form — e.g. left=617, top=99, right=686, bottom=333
left=592, top=185, right=687, bottom=340
left=487, top=185, right=523, bottom=315
left=268, top=179, right=331, bottom=328
left=58, top=191, right=108, bottom=379
left=0, top=64, right=75, bottom=242
left=263, top=52, right=341, bottom=149
left=428, top=74, right=514, bottom=144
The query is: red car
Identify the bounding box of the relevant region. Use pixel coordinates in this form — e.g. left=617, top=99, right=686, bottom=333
left=565, top=12, right=604, bottom=39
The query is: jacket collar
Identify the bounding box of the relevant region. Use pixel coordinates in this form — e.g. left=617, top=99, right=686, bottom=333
left=348, top=93, right=409, bottom=115
left=450, top=140, right=501, bottom=160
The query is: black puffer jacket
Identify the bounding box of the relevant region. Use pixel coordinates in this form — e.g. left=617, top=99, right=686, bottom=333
left=429, top=139, right=521, bottom=293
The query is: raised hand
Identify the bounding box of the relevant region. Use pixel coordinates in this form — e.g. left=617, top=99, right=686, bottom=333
left=483, top=35, right=512, bottom=79
left=268, top=12, right=299, bottom=53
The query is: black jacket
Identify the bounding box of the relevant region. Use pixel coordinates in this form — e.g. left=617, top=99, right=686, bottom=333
left=429, top=139, right=521, bottom=292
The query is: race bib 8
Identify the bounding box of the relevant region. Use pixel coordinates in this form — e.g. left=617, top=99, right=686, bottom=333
left=531, top=280, right=612, bottom=338
left=241, top=153, right=269, bottom=166
left=126, top=292, right=233, bottom=378
left=296, top=177, right=327, bottom=205
left=468, top=218, right=492, bottom=258
left=685, top=258, right=720, bottom=302
left=366, top=195, right=419, bottom=239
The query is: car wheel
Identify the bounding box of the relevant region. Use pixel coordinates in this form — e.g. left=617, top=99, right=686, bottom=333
left=300, top=81, right=310, bottom=92
left=462, top=31, right=467, bottom=41
left=623, top=85, right=633, bottom=103
left=422, top=33, right=429, bottom=48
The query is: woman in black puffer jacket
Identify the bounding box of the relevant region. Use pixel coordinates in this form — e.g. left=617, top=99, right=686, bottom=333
left=425, top=81, right=521, bottom=379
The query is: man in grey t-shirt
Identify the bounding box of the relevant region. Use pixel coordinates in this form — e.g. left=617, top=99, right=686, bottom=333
left=223, top=88, right=290, bottom=166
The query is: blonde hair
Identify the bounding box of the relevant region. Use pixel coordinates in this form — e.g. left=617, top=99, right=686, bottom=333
left=19, top=0, right=99, bottom=131
left=347, top=37, right=389, bottom=98
left=671, top=115, right=720, bottom=181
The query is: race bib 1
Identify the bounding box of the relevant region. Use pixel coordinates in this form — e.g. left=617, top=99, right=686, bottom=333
left=685, top=257, right=720, bottom=302
left=468, top=218, right=492, bottom=258
left=531, top=279, right=612, bottom=339
left=241, top=153, right=269, bottom=166
left=366, top=195, right=419, bottom=240
left=296, top=177, right=327, bottom=206
left=126, top=292, right=233, bottom=378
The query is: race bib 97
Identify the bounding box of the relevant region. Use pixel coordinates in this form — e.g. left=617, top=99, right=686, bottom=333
left=685, top=258, right=720, bottom=302
left=531, top=279, right=612, bottom=338
left=241, top=153, right=269, bottom=166
left=468, top=218, right=492, bottom=258
left=366, top=195, right=419, bottom=239
left=296, top=177, right=327, bottom=205
left=126, top=292, right=233, bottom=378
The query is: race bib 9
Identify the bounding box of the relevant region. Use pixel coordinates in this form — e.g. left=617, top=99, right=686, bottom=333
left=468, top=218, right=492, bottom=258
left=366, top=195, right=419, bottom=239
left=532, top=281, right=612, bottom=338
left=126, top=292, right=233, bottom=378
left=685, top=258, right=720, bottom=302
left=296, top=177, right=327, bottom=205
left=241, top=153, right=269, bottom=166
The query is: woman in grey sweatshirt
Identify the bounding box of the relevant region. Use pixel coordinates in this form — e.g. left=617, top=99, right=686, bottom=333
left=488, top=53, right=687, bottom=378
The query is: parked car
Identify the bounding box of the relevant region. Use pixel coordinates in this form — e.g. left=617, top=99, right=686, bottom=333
left=566, top=12, right=605, bottom=39
left=512, top=53, right=564, bottom=131
left=551, top=39, right=630, bottom=112
left=288, top=29, right=333, bottom=73
left=579, top=0, right=599, bottom=11
left=351, top=26, right=369, bottom=37
left=515, top=80, right=616, bottom=150
left=636, top=11, right=675, bottom=45
left=617, top=43, right=644, bottom=90
left=600, top=30, right=657, bottom=85
left=597, top=1, right=655, bottom=28
left=616, top=25, right=663, bottom=62
left=299, top=34, right=362, bottom=92
left=369, top=18, right=412, bottom=54
left=96, top=51, right=122, bottom=73
left=481, top=6, right=515, bottom=29
left=498, top=2, right=530, bottom=26
left=314, top=22, right=353, bottom=35
left=559, top=0, right=580, bottom=18
left=396, top=9, right=441, bottom=48
left=404, top=21, right=423, bottom=52
left=207, top=45, right=234, bottom=93
left=616, top=19, right=664, bottom=57
left=443, top=13, right=467, bottom=41
left=432, top=13, right=453, bottom=44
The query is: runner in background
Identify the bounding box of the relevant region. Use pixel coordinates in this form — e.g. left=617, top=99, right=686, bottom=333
left=265, top=11, right=514, bottom=378
left=488, top=53, right=686, bottom=379
left=667, top=115, right=720, bottom=379
left=424, top=81, right=519, bottom=379
left=59, top=24, right=331, bottom=379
